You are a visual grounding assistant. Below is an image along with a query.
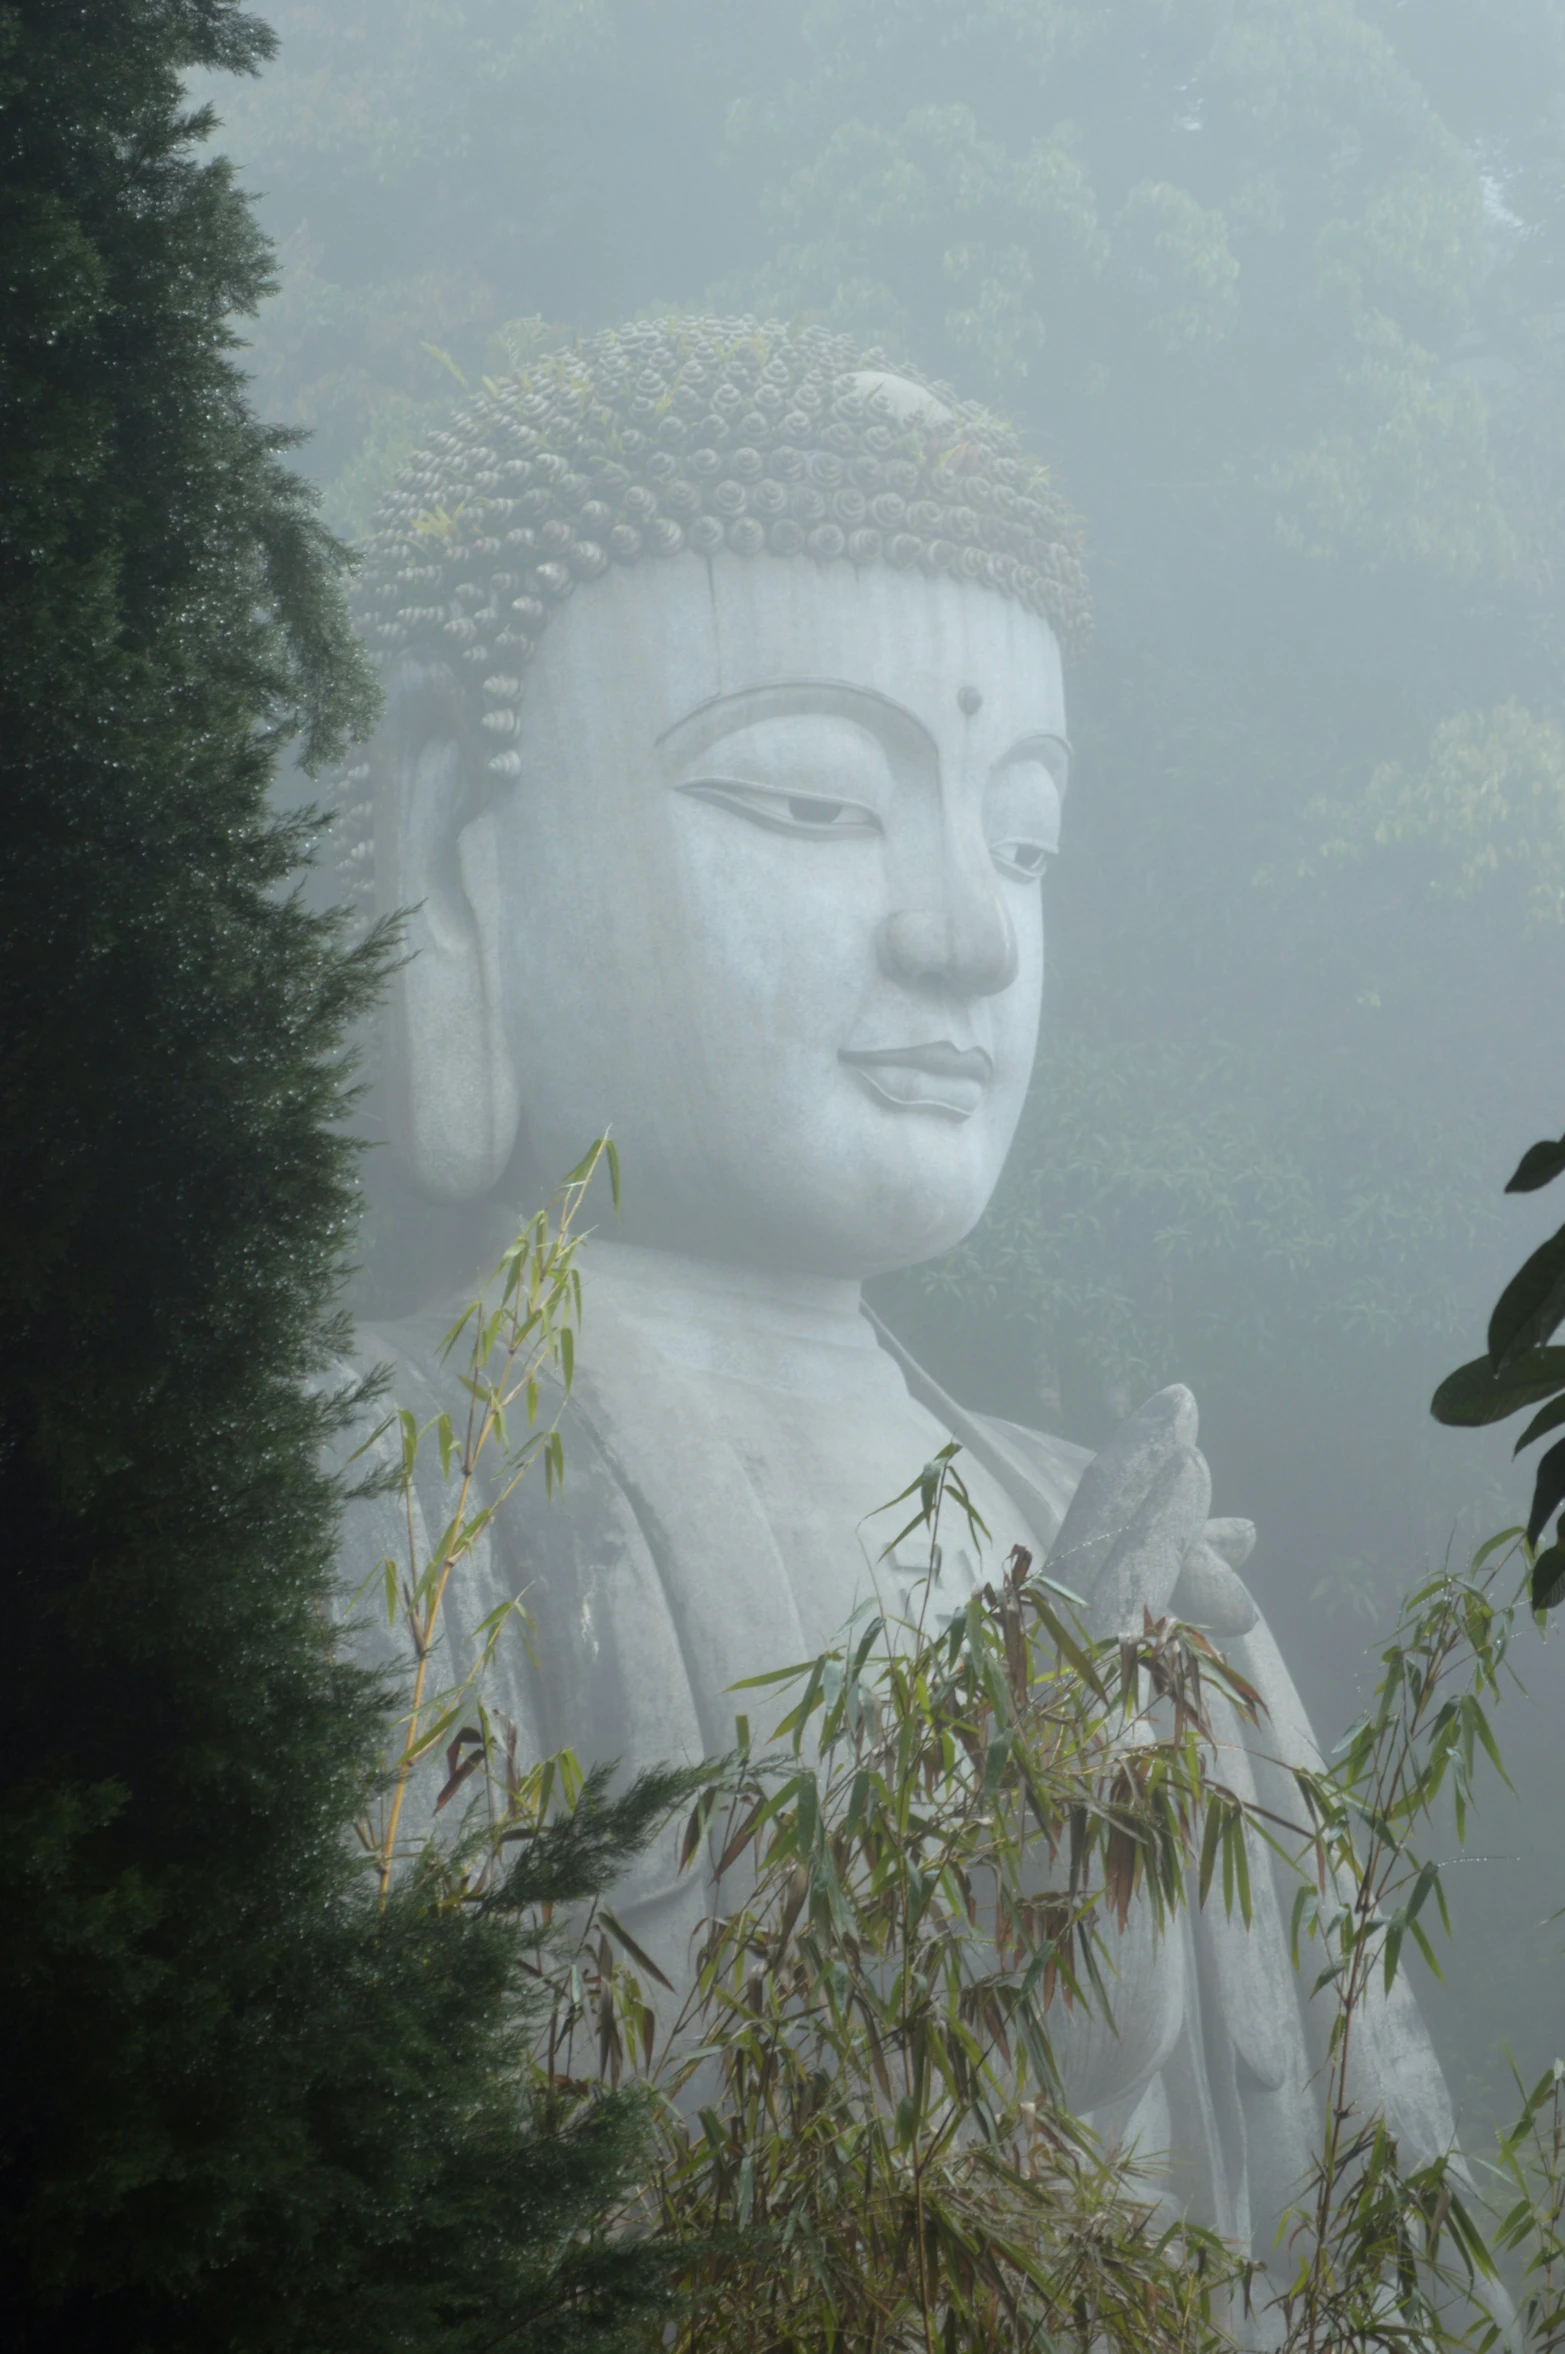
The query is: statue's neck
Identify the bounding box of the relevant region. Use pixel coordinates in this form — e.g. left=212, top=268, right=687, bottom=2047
left=581, top=1238, right=891, bottom=1402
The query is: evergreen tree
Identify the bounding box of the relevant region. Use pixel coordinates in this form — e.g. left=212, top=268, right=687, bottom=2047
left=0, top=8, right=677, bottom=2348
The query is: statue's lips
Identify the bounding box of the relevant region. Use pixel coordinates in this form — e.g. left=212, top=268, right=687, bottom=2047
left=838, top=1042, right=994, bottom=1122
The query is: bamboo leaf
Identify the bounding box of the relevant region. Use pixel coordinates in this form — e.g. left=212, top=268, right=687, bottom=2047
left=599, top=1906, right=674, bottom=1990
left=1408, top=1918, right=1442, bottom=1979
left=679, top=1797, right=709, bottom=1871
left=1225, top=1814, right=1253, bottom=1929
left=1030, top=1598, right=1108, bottom=1701
left=1465, top=1698, right=1508, bottom=1784
left=343, top=1410, right=396, bottom=1469
left=716, top=1790, right=783, bottom=1877
left=1198, top=1796, right=1223, bottom=1910
left=1406, top=1859, right=1439, bottom=1925
left=434, top=1749, right=485, bottom=1814
left=729, top=1657, right=824, bottom=1691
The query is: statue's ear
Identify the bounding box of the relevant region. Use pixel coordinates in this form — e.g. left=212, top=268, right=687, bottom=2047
left=383, top=728, right=521, bottom=1201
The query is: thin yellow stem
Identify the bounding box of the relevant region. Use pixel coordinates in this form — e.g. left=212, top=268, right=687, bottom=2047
left=373, top=1162, right=602, bottom=1903
left=377, top=1473, right=474, bottom=1901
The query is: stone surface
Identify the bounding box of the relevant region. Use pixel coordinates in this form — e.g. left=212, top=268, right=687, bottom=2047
left=382, top=553, right=1065, bottom=1269
left=344, top=424, right=1470, bottom=2310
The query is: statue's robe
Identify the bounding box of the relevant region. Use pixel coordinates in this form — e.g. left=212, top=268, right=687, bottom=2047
left=339, top=1241, right=1465, bottom=2293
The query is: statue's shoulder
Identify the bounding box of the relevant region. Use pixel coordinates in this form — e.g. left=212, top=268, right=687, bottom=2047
left=865, top=1305, right=1090, bottom=1553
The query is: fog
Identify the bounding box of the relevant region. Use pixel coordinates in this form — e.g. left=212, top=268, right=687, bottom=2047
left=205, top=2, right=1564, bottom=2152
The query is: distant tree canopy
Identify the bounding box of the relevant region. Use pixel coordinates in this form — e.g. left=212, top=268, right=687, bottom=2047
left=0, top=6, right=676, bottom=2347
left=209, top=0, right=1565, bottom=1636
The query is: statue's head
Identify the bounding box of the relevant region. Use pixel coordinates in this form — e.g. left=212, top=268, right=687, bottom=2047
left=338, top=319, right=1089, bottom=1278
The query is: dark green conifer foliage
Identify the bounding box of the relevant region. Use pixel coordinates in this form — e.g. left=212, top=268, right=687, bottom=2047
left=0, top=8, right=675, bottom=2348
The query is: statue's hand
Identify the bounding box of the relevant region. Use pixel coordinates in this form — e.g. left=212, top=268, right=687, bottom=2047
left=1172, top=1515, right=1259, bottom=1638
left=1045, top=1386, right=1258, bottom=1638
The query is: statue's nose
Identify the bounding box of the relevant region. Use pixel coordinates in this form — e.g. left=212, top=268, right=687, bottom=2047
left=875, top=895, right=1019, bottom=997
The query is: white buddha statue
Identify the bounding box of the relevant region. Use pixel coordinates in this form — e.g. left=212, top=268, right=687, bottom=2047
left=334, top=319, right=1467, bottom=2289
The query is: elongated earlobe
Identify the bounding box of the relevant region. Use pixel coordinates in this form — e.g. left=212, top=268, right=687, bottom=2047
left=385, top=739, right=520, bottom=1200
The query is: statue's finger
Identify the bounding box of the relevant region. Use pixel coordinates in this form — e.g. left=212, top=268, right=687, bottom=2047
left=1169, top=1538, right=1259, bottom=1636
left=1046, top=1384, right=1198, bottom=1599
left=1089, top=1444, right=1213, bottom=1636
left=1203, top=1516, right=1256, bottom=1570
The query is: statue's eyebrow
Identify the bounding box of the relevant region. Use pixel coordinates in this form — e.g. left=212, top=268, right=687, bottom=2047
left=657, top=678, right=938, bottom=765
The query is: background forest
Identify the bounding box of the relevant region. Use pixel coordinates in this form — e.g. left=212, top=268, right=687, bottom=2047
left=204, top=0, right=1565, bottom=2132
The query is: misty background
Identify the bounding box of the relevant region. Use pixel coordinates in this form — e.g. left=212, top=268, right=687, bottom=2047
left=200, top=1, right=1565, bottom=2142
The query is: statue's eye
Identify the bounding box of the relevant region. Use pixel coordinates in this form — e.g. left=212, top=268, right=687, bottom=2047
left=986, top=749, right=1063, bottom=883
left=678, top=777, right=884, bottom=839
left=990, top=837, right=1055, bottom=882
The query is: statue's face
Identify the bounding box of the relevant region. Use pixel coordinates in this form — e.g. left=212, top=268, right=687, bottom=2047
left=450, top=554, right=1067, bottom=1275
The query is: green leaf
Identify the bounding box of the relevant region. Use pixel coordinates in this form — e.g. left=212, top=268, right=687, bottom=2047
left=1530, top=1540, right=1565, bottom=1612
left=1430, top=1347, right=1565, bottom=1427
left=598, top=1906, right=674, bottom=1990
left=771, top=1655, right=827, bottom=1749
left=1197, top=1796, right=1223, bottom=1910
left=1505, top=1134, right=1565, bottom=1193
left=715, top=1787, right=786, bottom=1876
left=1036, top=1572, right=1088, bottom=1610
left=874, top=1444, right=961, bottom=1530
left=1487, top=1222, right=1565, bottom=1366
left=436, top=1297, right=481, bottom=1361
left=1513, top=1390, right=1565, bottom=1454
left=1408, top=1917, right=1442, bottom=1979
left=1230, top=1814, right=1252, bottom=1928
left=1526, top=1434, right=1565, bottom=1548
left=1463, top=1697, right=1507, bottom=1785
left=560, top=1144, right=591, bottom=1189
left=1469, top=1524, right=1527, bottom=1572
left=729, top=1657, right=824, bottom=1691
left=425, top=1511, right=463, bottom=1580
left=343, top=1409, right=396, bottom=1468
left=940, top=1458, right=991, bottom=1550
left=1031, top=1598, right=1108, bottom=1702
